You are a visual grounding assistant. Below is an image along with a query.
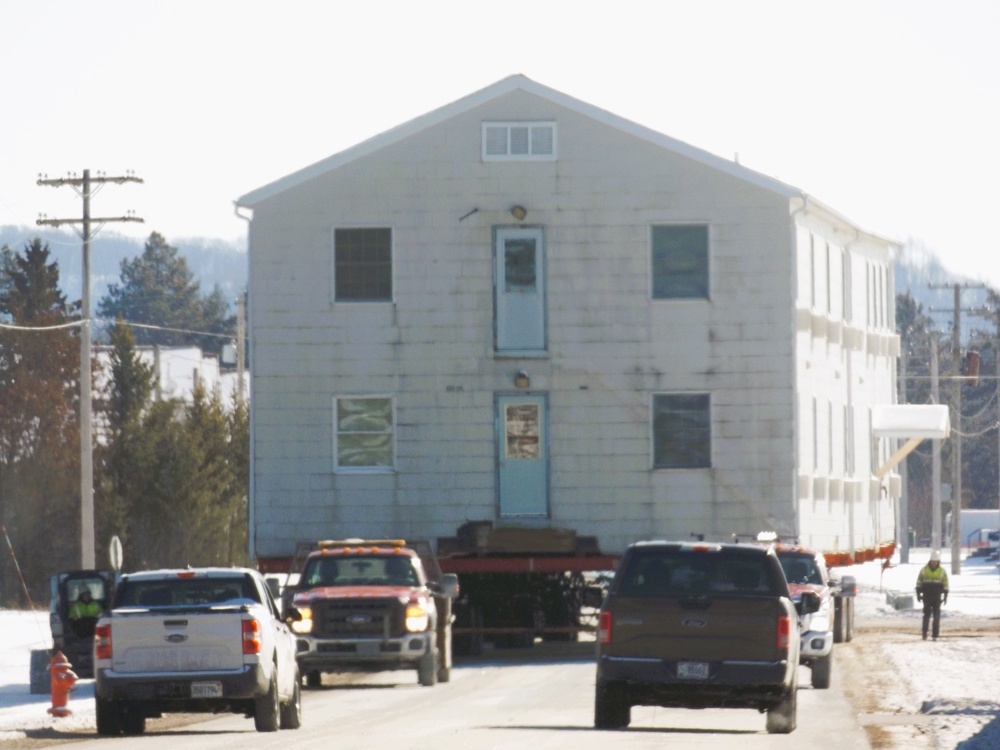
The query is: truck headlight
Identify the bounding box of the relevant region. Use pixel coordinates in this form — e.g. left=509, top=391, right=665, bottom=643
left=405, top=605, right=429, bottom=632
left=291, top=606, right=313, bottom=634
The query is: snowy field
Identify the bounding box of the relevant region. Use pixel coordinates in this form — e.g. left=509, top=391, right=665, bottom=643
left=0, top=547, right=997, bottom=746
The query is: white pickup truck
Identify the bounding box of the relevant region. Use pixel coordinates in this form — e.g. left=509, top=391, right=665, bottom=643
left=93, top=567, right=301, bottom=735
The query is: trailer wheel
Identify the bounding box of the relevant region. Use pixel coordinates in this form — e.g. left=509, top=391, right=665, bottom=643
left=844, top=598, right=854, bottom=642
left=452, top=604, right=484, bottom=656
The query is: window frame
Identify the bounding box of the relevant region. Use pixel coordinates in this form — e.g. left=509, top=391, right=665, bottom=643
left=651, top=392, right=712, bottom=470
left=482, top=121, right=557, bottom=161
left=333, top=395, right=395, bottom=473
left=650, top=223, right=710, bottom=300
left=332, top=227, right=394, bottom=303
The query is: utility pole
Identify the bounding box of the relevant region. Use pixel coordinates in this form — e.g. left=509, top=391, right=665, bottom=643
left=930, top=282, right=986, bottom=575
left=952, top=283, right=963, bottom=576
left=37, top=169, right=143, bottom=569
left=899, top=343, right=911, bottom=563
left=931, top=337, right=942, bottom=551
left=236, top=293, right=246, bottom=401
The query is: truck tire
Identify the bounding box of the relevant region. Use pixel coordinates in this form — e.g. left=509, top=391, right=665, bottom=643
left=418, top=646, right=438, bottom=687
left=305, top=669, right=322, bottom=688
left=594, top=680, right=630, bottom=729
left=810, top=654, right=832, bottom=689
left=95, top=698, right=122, bottom=736
left=765, top=686, right=797, bottom=733
left=121, top=703, right=146, bottom=736
left=29, top=650, right=49, bottom=695
left=254, top=670, right=281, bottom=732
left=279, top=667, right=302, bottom=729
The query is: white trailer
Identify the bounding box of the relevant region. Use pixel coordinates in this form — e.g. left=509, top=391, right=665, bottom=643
left=945, top=509, right=1000, bottom=550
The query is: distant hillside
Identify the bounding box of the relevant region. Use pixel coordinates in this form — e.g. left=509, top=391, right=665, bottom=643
left=895, top=239, right=996, bottom=339
left=0, top=225, right=247, bottom=311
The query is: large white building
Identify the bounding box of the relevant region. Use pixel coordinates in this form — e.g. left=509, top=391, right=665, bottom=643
left=93, top=345, right=247, bottom=411
left=237, top=75, right=900, bottom=563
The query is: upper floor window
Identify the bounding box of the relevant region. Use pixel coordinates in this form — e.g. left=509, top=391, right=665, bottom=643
left=334, top=228, right=392, bottom=301
left=651, top=224, right=709, bottom=299
left=652, top=393, right=711, bottom=469
left=482, top=122, right=556, bottom=161
left=334, top=396, right=394, bottom=471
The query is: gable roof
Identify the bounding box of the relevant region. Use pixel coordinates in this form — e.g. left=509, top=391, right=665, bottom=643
left=237, top=74, right=803, bottom=208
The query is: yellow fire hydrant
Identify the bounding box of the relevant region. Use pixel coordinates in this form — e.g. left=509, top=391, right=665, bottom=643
left=47, top=651, right=77, bottom=717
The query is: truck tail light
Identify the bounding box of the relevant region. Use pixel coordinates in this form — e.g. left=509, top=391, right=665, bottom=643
left=776, top=615, right=791, bottom=650
left=242, top=618, right=261, bottom=654
left=95, top=623, right=112, bottom=659
left=598, top=611, right=612, bottom=644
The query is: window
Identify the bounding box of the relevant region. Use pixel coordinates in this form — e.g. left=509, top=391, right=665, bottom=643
left=334, top=228, right=392, bottom=301
left=334, top=396, right=394, bottom=470
left=482, top=122, right=556, bottom=160
left=653, top=393, right=711, bottom=469
left=651, top=224, right=709, bottom=299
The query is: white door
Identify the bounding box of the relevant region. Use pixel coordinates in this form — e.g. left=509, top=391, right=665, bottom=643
left=495, top=227, right=546, bottom=353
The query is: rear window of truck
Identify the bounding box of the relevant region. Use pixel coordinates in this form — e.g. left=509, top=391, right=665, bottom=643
left=117, top=575, right=260, bottom=608
left=616, top=548, right=781, bottom=597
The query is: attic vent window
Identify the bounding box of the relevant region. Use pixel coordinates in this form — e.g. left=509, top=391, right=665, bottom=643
left=483, top=122, right=556, bottom=161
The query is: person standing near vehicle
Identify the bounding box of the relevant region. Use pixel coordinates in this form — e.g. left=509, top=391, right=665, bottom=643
left=69, top=589, right=102, bottom=620
left=916, top=550, right=949, bottom=640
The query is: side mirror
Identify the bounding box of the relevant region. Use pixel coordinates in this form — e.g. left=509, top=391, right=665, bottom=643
left=581, top=586, right=605, bottom=609
left=436, top=574, right=460, bottom=599
left=284, top=607, right=303, bottom=623
left=796, top=590, right=821, bottom=616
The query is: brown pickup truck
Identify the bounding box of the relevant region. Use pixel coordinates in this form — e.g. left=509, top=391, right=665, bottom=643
left=592, top=541, right=819, bottom=734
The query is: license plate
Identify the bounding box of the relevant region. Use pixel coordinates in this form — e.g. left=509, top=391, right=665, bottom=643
left=357, top=641, right=380, bottom=656
left=677, top=661, right=709, bottom=680
left=191, top=681, right=223, bottom=698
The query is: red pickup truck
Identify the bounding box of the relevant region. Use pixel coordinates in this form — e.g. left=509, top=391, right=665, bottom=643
left=285, top=539, right=459, bottom=687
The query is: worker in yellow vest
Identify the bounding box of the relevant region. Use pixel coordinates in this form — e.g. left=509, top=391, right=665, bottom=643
left=915, top=550, right=949, bottom=640
left=68, top=589, right=102, bottom=620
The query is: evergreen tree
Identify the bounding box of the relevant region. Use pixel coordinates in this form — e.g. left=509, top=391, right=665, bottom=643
left=94, top=319, right=155, bottom=560
left=97, top=232, right=234, bottom=353
left=226, top=392, right=250, bottom=566
left=0, top=239, right=80, bottom=603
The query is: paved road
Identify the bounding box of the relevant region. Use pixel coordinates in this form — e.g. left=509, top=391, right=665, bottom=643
left=68, top=643, right=870, bottom=749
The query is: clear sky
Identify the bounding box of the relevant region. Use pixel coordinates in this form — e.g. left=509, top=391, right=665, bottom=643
left=3, top=1, right=998, bottom=284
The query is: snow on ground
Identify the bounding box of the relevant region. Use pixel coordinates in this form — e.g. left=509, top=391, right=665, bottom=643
left=846, top=547, right=1000, bottom=749
left=0, top=547, right=996, bottom=746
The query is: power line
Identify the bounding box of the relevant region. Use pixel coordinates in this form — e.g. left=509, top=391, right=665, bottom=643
left=0, top=317, right=240, bottom=340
